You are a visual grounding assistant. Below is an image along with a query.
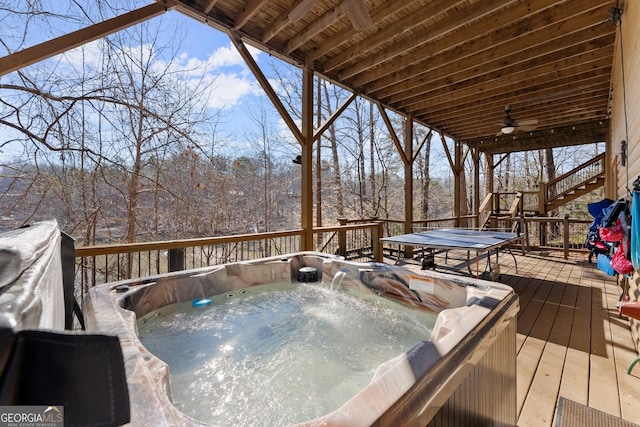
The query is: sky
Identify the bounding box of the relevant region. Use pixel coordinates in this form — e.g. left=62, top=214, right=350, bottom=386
left=0, top=2, right=300, bottom=161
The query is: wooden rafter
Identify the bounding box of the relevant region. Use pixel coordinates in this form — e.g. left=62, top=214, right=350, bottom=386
left=227, top=31, right=304, bottom=145
left=310, top=0, right=410, bottom=62
left=412, top=130, right=433, bottom=163
left=336, top=0, right=514, bottom=80
left=286, top=1, right=350, bottom=53
left=234, top=0, right=271, bottom=29
left=261, top=7, right=295, bottom=44
left=323, top=0, right=458, bottom=73
left=359, top=1, right=612, bottom=92
left=0, top=3, right=167, bottom=77
left=313, top=92, right=356, bottom=142
left=376, top=101, right=408, bottom=166
left=466, top=120, right=608, bottom=154
left=388, top=42, right=614, bottom=112
left=203, top=0, right=220, bottom=14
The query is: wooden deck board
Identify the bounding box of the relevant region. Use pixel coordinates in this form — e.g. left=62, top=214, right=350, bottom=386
left=557, top=284, right=591, bottom=406
left=500, top=253, right=640, bottom=427
left=393, top=249, right=640, bottom=426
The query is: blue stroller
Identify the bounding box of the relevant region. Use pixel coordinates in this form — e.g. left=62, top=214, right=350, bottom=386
left=586, top=198, right=614, bottom=264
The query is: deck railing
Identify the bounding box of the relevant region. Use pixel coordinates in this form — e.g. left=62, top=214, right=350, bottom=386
left=74, top=223, right=384, bottom=292
left=74, top=215, right=592, bottom=297
left=377, top=215, right=592, bottom=260
left=539, top=153, right=605, bottom=212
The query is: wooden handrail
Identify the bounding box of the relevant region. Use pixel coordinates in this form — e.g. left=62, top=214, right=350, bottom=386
left=539, top=153, right=605, bottom=213
left=76, top=223, right=383, bottom=257
left=546, top=152, right=605, bottom=187
left=75, top=229, right=304, bottom=257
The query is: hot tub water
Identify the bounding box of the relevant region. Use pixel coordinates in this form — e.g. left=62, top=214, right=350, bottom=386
left=137, top=279, right=436, bottom=426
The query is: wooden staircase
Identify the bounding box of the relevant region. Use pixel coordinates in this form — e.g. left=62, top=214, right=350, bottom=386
left=479, top=191, right=524, bottom=232
left=478, top=153, right=605, bottom=231
left=539, top=153, right=605, bottom=213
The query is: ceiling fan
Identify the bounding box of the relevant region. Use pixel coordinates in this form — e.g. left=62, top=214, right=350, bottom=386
left=289, top=0, right=372, bottom=30
left=496, top=105, right=538, bottom=136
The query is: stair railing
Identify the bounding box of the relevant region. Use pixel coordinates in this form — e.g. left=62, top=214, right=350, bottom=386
left=539, top=153, right=605, bottom=213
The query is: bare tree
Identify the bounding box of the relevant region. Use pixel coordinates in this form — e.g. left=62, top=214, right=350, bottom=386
left=0, top=6, right=216, bottom=247
left=321, top=81, right=346, bottom=218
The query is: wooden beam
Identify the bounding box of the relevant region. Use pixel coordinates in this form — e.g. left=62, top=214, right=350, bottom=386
left=289, top=0, right=318, bottom=23
left=404, top=116, right=414, bottom=235
left=439, top=131, right=455, bottom=173
left=357, top=0, right=612, bottom=91
left=323, top=0, right=460, bottom=73
left=425, top=81, right=610, bottom=133
left=412, top=86, right=610, bottom=139
left=449, top=98, right=609, bottom=140
left=453, top=140, right=461, bottom=227
left=313, top=92, right=356, bottom=141
left=442, top=91, right=609, bottom=139
left=472, top=148, right=481, bottom=228
left=301, top=64, right=315, bottom=251
left=227, top=32, right=304, bottom=145
left=336, top=0, right=514, bottom=79
left=387, top=41, right=614, bottom=112
left=494, top=153, right=510, bottom=169
left=0, top=2, right=167, bottom=77
left=389, top=40, right=614, bottom=125
left=377, top=101, right=408, bottom=165
left=234, top=0, right=270, bottom=29
left=261, top=10, right=293, bottom=44
left=202, top=0, right=220, bottom=14
left=286, top=1, right=349, bottom=53
left=486, top=153, right=494, bottom=194
left=310, top=0, right=408, bottom=61
left=412, top=130, right=433, bottom=163
left=466, top=120, right=608, bottom=154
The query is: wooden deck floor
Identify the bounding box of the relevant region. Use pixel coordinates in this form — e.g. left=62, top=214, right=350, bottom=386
left=396, top=249, right=640, bottom=426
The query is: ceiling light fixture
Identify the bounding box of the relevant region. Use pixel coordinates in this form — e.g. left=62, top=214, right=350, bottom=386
left=501, top=125, right=516, bottom=134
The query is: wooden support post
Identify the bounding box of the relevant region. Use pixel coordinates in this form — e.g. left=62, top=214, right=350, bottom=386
left=473, top=148, right=480, bottom=229
left=454, top=140, right=461, bottom=228
left=563, top=214, right=570, bottom=260
left=337, top=218, right=347, bottom=257
left=404, top=117, right=414, bottom=258
left=372, top=221, right=384, bottom=262
left=301, top=65, right=314, bottom=251
left=404, top=118, right=414, bottom=234
left=486, top=152, right=495, bottom=195
left=539, top=182, right=547, bottom=215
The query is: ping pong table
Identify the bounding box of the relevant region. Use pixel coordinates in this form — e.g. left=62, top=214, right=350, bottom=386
left=381, top=228, right=520, bottom=278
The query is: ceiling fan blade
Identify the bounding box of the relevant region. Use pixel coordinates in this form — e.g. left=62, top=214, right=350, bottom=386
left=289, top=0, right=319, bottom=22
left=345, top=0, right=372, bottom=30
left=519, top=124, right=538, bottom=132
left=518, top=119, right=538, bottom=126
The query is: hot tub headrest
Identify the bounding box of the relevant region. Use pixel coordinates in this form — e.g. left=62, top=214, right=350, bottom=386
left=0, top=328, right=130, bottom=426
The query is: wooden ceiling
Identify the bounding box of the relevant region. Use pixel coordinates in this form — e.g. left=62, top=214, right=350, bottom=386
left=169, top=0, right=618, bottom=154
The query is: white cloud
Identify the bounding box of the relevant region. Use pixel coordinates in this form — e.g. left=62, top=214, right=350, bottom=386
left=200, top=72, right=263, bottom=110
left=57, top=39, right=266, bottom=111
left=206, top=43, right=245, bottom=69
left=59, top=39, right=106, bottom=71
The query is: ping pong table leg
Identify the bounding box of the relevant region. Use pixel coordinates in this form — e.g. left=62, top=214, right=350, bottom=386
left=505, top=246, right=518, bottom=273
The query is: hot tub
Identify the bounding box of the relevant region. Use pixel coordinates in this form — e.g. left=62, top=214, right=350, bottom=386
left=83, top=252, right=518, bottom=426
